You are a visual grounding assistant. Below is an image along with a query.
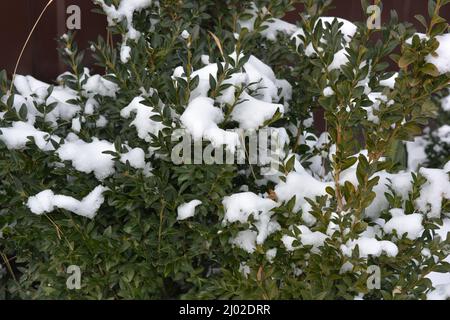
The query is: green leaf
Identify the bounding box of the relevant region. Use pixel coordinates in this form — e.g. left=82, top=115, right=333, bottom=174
left=414, top=14, right=428, bottom=30
left=419, top=63, right=440, bottom=77
left=398, top=51, right=416, bottom=69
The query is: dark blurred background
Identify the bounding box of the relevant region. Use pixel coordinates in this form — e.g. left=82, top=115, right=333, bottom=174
left=0, top=0, right=449, bottom=82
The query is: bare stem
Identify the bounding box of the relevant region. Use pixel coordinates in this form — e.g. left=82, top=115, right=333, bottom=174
left=10, top=0, right=55, bottom=93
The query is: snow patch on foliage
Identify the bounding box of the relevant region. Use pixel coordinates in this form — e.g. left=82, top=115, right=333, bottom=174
left=173, top=54, right=290, bottom=130
left=96, top=0, right=153, bottom=64
left=120, top=97, right=165, bottom=142
left=0, top=121, right=60, bottom=151
left=291, top=17, right=357, bottom=70
left=408, top=33, right=450, bottom=75
left=83, top=74, right=119, bottom=98
left=231, top=92, right=284, bottom=129
left=120, top=147, right=146, bottom=169
left=426, top=33, right=450, bottom=75
left=237, top=4, right=298, bottom=41
left=383, top=209, right=424, bottom=240
left=96, top=0, right=152, bottom=40
left=180, top=97, right=240, bottom=151
left=274, top=166, right=333, bottom=224
left=341, top=237, right=398, bottom=258
left=282, top=226, right=328, bottom=253
left=406, top=136, right=429, bottom=170
left=57, top=134, right=146, bottom=180
left=416, top=168, right=450, bottom=218
left=232, top=230, right=258, bottom=253
left=27, top=185, right=108, bottom=219
left=380, top=73, right=398, bottom=89
left=428, top=283, right=450, bottom=300
left=223, top=192, right=280, bottom=247
left=13, top=75, right=79, bottom=125
left=177, top=200, right=202, bottom=220
left=222, top=192, right=277, bottom=223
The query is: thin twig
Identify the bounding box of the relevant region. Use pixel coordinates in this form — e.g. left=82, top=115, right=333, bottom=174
left=9, top=0, right=55, bottom=93
left=0, top=250, right=17, bottom=282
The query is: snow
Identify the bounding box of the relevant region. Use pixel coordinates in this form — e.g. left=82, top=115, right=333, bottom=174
left=71, top=117, right=81, bottom=133
left=261, top=19, right=298, bottom=41
left=57, top=136, right=116, bottom=180
left=274, top=167, right=333, bottom=214
left=84, top=97, right=99, bottom=115
left=96, top=115, right=108, bottom=128
left=339, top=170, right=387, bottom=218
left=427, top=284, right=450, bottom=300
left=237, top=5, right=298, bottom=41
left=120, top=45, right=132, bottom=63
left=383, top=209, right=424, bottom=240
left=328, top=49, right=350, bottom=71
left=244, top=55, right=284, bottom=102
left=406, top=136, right=429, bottom=170
left=426, top=219, right=450, bottom=289
left=120, top=147, right=146, bottom=169
left=338, top=162, right=450, bottom=220
left=426, top=256, right=450, bottom=288
left=13, top=75, right=80, bottom=124
left=231, top=92, right=284, bottom=129
left=281, top=227, right=327, bottom=253
left=0, top=121, right=60, bottom=151
left=291, top=17, right=356, bottom=70
left=180, top=30, right=190, bottom=40
left=297, top=225, right=328, bottom=253
left=3, top=2, right=449, bottom=298
left=340, top=261, right=354, bottom=274
left=0, top=94, right=39, bottom=124
left=173, top=63, right=243, bottom=104
left=281, top=235, right=297, bottom=251
left=177, top=200, right=202, bottom=220
left=231, top=230, right=257, bottom=253
left=96, top=0, right=152, bottom=67
left=222, top=192, right=280, bottom=244
left=239, top=262, right=251, bottom=277
left=380, top=73, right=398, bottom=89
left=426, top=33, right=450, bottom=75
left=180, top=97, right=240, bottom=151
left=415, top=168, right=450, bottom=218
left=265, top=248, right=277, bottom=262
left=292, top=17, right=356, bottom=47
left=120, top=97, right=165, bottom=142
left=434, top=125, right=450, bottom=145
left=341, top=237, right=398, bottom=258
left=408, top=33, right=450, bottom=75
left=173, top=54, right=290, bottom=129
left=222, top=192, right=277, bottom=223
left=83, top=74, right=119, bottom=98
left=323, top=86, right=334, bottom=97
left=96, top=0, right=152, bottom=40
left=364, top=92, right=394, bottom=125
left=57, top=135, right=146, bottom=180
left=318, top=17, right=357, bottom=42
left=201, top=54, right=210, bottom=65
left=27, top=185, right=108, bottom=219
left=442, top=95, right=450, bottom=112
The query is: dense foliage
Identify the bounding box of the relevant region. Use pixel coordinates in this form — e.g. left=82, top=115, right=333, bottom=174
left=1, top=0, right=450, bottom=299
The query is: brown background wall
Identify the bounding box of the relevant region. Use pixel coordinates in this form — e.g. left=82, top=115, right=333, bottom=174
left=0, top=0, right=449, bottom=82
left=0, top=0, right=106, bottom=82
